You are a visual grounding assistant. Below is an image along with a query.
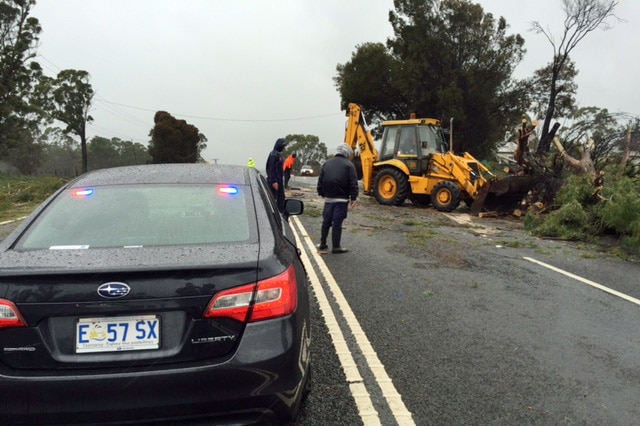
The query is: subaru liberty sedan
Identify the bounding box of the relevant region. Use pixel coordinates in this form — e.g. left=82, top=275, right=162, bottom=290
left=0, top=164, right=311, bottom=425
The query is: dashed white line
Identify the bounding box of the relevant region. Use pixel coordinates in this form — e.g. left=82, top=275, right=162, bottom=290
left=524, top=257, right=640, bottom=306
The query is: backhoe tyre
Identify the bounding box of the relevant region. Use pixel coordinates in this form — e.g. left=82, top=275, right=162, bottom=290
left=431, top=181, right=461, bottom=212
left=373, top=167, right=409, bottom=206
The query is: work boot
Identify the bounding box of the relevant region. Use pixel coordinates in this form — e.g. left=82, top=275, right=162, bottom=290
left=332, top=247, right=348, bottom=254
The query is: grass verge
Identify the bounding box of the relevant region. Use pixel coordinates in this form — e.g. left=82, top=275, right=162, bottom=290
left=0, top=175, right=68, bottom=223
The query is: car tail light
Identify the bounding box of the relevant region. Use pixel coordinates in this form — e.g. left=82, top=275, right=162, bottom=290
left=204, top=265, right=298, bottom=322
left=0, top=299, right=27, bottom=329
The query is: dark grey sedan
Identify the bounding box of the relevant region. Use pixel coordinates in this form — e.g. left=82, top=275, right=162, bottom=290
left=0, top=163, right=310, bottom=425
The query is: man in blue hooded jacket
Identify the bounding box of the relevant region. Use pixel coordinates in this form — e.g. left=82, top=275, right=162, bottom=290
left=266, top=138, right=286, bottom=212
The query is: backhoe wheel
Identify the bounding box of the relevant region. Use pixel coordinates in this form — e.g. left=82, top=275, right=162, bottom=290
left=373, top=167, right=409, bottom=206
left=431, top=181, right=461, bottom=212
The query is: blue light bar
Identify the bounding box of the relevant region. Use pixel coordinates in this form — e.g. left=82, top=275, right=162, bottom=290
left=71, top=188, right=94, bottom=198
left=218, top=186, right=239, bottom=195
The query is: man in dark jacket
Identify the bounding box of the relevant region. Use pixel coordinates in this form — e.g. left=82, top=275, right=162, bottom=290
left=316, top=143, right=358, bottom=254
left=266, top=138, right=286, bottom=212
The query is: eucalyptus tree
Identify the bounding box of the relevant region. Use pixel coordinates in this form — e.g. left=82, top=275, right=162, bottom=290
left=282, top=134, right=328, bottom=171
left=37, top=69, right=95, bottom=173
left=527, top=59, right=579, bottom=123
left=87, top=136, right=150, bottom=170
left=0, top=0, right=43, bottom=157
left=531, top=0, right=619, bottom=153
left=335, top=0, right=529, bottom=159
left=334, top=42, right=405, bottom=125
left=37, top=127, right=81, bottom=177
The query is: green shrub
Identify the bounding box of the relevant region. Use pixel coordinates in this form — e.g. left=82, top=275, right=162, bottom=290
left=554, top=174, right=594, bottom=206
left=0, top=198, right=11, bottom=214
left=16, top=191, right=33, bottom=203
left=596, top=176, right=640, bottom=234
left=533, top=199, right=592, bottom=241
left=523, top=211, right=543, bottom=231
left=527, top=173, right=597, bottom=237
left=528, top=169, right=640, bottom=254
left=0, top=175, right=68, bottom=221
left=622, top=221, right=640, bottom=256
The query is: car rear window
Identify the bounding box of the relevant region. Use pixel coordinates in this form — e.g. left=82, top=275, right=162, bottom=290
left=16, top=184, right=253, bottom=250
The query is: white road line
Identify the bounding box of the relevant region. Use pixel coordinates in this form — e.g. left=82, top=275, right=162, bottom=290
left=291, top=216, right=415, bottom=426
left=290, top=217, right=380, bottom=425
left=524, top=257, right=640, bottom=306
left=0, top=216, right=26, bottom=226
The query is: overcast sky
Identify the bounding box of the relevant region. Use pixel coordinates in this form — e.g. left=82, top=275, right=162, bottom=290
left=32, top=0, right=638, bottom=167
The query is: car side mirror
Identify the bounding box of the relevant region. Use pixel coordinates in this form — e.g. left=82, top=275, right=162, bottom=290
left=284, top=199, right=304, bottom=216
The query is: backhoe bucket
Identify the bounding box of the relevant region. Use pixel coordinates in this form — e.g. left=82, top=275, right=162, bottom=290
left=470, top=175, right=536, bottom=215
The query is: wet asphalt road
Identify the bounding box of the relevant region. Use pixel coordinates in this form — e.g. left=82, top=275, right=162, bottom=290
left=2, top=175, right=639, bottom=425
left=290, top=175, right=640, bottom=426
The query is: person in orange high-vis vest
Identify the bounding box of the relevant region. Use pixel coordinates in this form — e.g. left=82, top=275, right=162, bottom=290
left=283, top=152, right=296, bottom=189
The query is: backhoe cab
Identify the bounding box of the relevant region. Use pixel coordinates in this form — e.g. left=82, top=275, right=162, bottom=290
left=344, top=103, right=531, bottom=213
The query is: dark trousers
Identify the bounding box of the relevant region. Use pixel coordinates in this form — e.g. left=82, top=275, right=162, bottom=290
left=271, top=185, right=285, bottom=214
left=321, top=202, right=348, bottom=248
left=284, top=169, right=291, bottom=188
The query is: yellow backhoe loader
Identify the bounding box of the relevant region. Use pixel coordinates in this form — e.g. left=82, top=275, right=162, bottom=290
left=343, top=103, right=534, bottom=213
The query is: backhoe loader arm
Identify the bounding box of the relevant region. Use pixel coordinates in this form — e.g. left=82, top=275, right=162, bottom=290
left=344, top=103, right=379, bottom=193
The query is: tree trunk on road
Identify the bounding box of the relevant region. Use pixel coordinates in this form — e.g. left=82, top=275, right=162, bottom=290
left=552, top=137, right=597, bottom=181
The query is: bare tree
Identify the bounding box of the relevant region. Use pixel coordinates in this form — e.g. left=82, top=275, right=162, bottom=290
left=532, top=0, right=619, bottom=154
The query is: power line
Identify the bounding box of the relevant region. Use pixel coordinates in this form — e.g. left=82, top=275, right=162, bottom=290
left=100, top=99, right=343, bottom=122
left=36, top=55, right=149, bottom=127
left=93, top=96, right=150, bottom=128
left=87, top=122, right=149, bottom=145
left=36, top=53, right=344, bottom=129
left=36, top=53, right=61, bottom=73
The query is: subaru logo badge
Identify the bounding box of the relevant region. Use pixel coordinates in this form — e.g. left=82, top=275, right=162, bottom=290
left=97, top=282, right=130, bottom=299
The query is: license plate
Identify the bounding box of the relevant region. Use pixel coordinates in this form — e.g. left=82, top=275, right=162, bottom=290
left=76, top=315, right=160, bottom=353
